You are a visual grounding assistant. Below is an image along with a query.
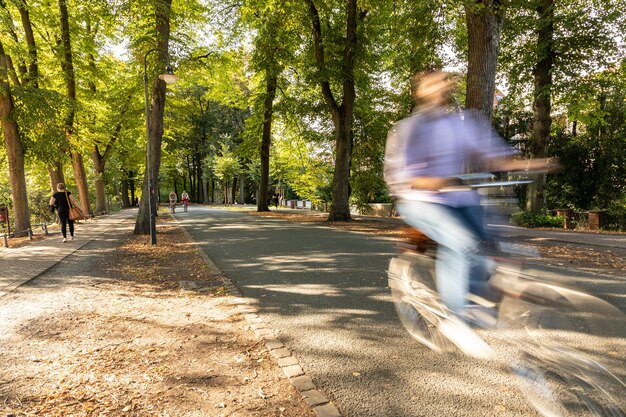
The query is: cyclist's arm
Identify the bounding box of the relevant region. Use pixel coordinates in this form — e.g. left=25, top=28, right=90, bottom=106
left=485, top=156, right=558, bottom=173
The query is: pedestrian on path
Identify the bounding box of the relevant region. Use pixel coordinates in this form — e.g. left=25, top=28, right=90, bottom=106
left=49, top=183, right=82, bottom=243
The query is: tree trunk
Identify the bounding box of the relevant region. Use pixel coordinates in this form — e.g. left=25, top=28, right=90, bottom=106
left=71, top=151, right=90, bottom=213
left=14, top=0, right=39, bottom=87
left=238, top=173, right=245, bottom=204
left=135, top=0, right=173, bottom=235
left=187, top=155, right=195, bottom=200
left=58, top=0, right=91, bottom=214
left=304, top=0, right=358, bottom=221
left=92, top=150, right=107, bottom=213
left=47, top=162, right=65, bottom=193
left=196, top=152, right=202, bottom=203
left=0, top=43, right=30, bottom=236
left=465, top=0, right=504, bottom=120
left=330, top=109, right=353, bottom=220
left=121, top=177, right=130, bottom=208
left=86, top=22, right=127, bottom=215
left=258, top=74, right=277, bottom=211
left=128, top=170, right=136, bottom=205
left=526, top=0, right=554, bottom=213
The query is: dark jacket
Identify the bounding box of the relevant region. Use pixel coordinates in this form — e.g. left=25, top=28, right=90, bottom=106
left=52, top=191, right=73, bottom=214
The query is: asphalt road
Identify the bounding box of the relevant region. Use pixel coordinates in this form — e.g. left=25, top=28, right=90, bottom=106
left=176, top=206, right=626, bottom=417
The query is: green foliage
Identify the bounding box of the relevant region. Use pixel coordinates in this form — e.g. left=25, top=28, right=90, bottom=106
left=269, top=122, right=333, bottom=203
left=604, top=199, right=626, bottom=231
left=350, top=101, right=395, bottom=210
left=11, top=87, right=69, bottom=161
left=2, top=0, right=625, bottom=224
left=510, top=211, right=564, bottom=228
left=546, top=63, right=626, bottom=211
left=213, top=145, right=242, bottom=185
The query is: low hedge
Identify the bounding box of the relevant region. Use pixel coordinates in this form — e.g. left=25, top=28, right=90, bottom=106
left=510, top=211, right=565, bottom=228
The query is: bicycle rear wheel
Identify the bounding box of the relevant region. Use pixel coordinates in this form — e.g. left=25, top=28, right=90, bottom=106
left=496, top=273, right=626, bottom=416
left=388, top=254, right=453, bottom=352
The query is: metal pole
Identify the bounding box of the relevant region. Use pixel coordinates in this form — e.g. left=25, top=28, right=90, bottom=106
left=144, top=49, right=159, bottom=245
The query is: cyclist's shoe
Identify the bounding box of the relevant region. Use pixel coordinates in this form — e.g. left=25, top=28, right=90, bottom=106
left=438, top=318, right=494, bottom=360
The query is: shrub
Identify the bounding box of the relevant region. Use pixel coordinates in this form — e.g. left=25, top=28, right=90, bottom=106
left=604, top=200, right=626, bottom=231
left=510, top=211, right=565, bottom=228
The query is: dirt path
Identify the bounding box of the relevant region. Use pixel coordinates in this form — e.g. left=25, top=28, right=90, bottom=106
left=0, top=218, right=314, bottom=417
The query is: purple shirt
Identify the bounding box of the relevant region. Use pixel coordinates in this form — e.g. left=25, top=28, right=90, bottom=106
left=384, top=109, right=515, bottom=207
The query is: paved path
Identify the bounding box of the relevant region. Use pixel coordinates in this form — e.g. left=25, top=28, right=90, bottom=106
left=2, top=206, right=623, bottom=416
left=490, top=224, right=626, bottom=248
left=0, top=210, right=137, bottom=299
left=176, top=206, right=625, bottom=417
left=275, top=207, right=626, bottom=248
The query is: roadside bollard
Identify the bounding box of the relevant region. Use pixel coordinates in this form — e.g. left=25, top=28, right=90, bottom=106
left=27, top=228, right=33, bottom=240
left=3, top=233, right=7, bottom=248
left=43, top=223, right=49, bottom=235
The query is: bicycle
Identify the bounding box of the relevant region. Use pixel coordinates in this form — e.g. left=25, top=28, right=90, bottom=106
left=169, top=200, right=176, bottom=214
left=182, top=199, right=188, bottom=212
left=388, top=176, right=626, bottom=416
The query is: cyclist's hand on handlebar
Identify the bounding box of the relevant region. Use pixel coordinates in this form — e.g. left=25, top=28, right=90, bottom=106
left=410, top=176, right=462, bottom=191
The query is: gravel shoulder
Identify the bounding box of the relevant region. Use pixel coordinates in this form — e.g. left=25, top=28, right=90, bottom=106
left=0, top=216, right=314, bottom=417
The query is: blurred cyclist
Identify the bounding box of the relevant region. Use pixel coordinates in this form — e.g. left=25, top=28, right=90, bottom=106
left=169, top=191, right=177, bottom=213
left=181, top=190, right=189, bottom=211
left=384, top=71, right=551, bottom=322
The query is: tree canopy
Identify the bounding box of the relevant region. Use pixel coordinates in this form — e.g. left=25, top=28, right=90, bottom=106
left=1, top=0, right=624, bottom=234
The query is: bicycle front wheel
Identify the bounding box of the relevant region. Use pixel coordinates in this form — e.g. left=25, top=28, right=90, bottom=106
left=514, top=346, right=626, bottom=417
left=388, top=254, right=454, bottom=352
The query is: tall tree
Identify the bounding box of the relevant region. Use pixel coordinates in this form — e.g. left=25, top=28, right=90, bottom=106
left=239, top=0, right=293, bottom=211
left=499, top=0, right=624, bottom=211
left=92, top=102, right=129, bottom=214
left=134, top=0, right=173, bottom=236
left=303, top=0, right=360, bottom=221
left=4, top=0, right=67, bottom=193
left=0, top=41, right=30, bottom=235
left=58, top=0, right=91, bottom=213
left=258, top=74, right=277, bottom=211
left=465, top=0, right=504, bottom=119
left=526, top=0, right=553, bottom=212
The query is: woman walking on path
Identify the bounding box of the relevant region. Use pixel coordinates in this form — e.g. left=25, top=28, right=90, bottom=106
left=49, top=183, right=83, bottom=243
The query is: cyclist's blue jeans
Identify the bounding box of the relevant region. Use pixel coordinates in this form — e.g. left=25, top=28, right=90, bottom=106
left=397, top=200, right=491, bottom=317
